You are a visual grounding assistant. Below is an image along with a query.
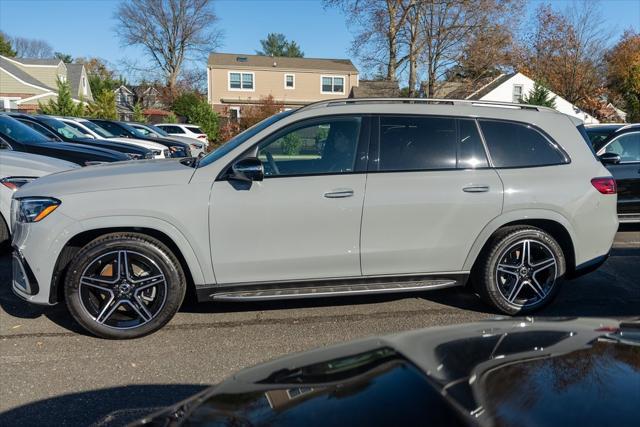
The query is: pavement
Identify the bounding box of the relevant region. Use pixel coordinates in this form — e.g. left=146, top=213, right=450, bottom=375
left=0, top=226, right=638, bottom=426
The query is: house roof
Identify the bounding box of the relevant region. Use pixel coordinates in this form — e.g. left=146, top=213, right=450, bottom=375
left=465, top=73, right=516, bottom=100
left=65, top=63, right=85, bottom=98
left=9, top=58, right=62, bottom=66
left=0, top=56, right=55, bottom=91
left=208, top=53, right=358, bottom=73
left=350, top=80, right=400, bottom=98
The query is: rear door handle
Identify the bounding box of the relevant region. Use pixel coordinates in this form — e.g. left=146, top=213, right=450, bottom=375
left=324, top=189, right=354, bottom=198
left=463, top=185, right=490, bottom=193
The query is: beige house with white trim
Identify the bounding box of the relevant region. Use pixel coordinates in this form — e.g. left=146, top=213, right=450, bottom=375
left=0, top=55, right=92, bottom=112
left=207, top=53, right=359, bottom=119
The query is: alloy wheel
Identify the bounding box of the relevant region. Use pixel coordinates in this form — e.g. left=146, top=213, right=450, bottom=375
left=494, top=239, right=557, bottom=308
left=78, top=250, right=167, bottom=329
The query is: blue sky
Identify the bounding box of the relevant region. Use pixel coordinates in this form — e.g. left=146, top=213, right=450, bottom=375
left=1, top=0, right=638, bottom=81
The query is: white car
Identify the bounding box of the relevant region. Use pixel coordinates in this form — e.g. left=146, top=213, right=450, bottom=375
left=156, top=123, right=209, bottom=146
left=0, top=151, right=78, bottom=246
left=130, top=123, right=205, bottom=157
left=57, top=117, right=169, bottom=159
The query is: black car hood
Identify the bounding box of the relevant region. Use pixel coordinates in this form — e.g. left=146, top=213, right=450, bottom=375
left=73, top=137, right=149, bottom=155
left=134, top=318, right=639, bottom=427
left=23, top=139, right=129, bottom=159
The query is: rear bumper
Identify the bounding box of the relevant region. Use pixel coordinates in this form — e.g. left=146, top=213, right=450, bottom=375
left=570, top=252, right=609, bottom=279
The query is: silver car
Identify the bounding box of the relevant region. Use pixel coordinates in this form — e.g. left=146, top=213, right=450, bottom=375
left=10, top=99, right=618, bottom=339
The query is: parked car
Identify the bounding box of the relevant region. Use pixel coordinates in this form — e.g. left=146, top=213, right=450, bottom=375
left=11, top=99, right=618, bottom=339
left=134, top=318, right=639, bottom=427
left=585, top=124, right=640, bottom=223
left=130, top=123, right=205, bottom=157
left=6, top=113, right=153, bottom=160
left=156, top=123, right=209, bottom=145
left=56, top=117, right=170, bottom=159
left=0, top=151, right=78, bottom=247
left=0, top=114, right=129, bottom=166
left=88, top=119, right=192, bottom=157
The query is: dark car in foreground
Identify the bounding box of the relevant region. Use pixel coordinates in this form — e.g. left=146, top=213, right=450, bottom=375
left=7, top=113, right=153, bottom=160
left=135, top=318, right=639, bottom=427
left=0, top=115, right=128, bottom=165
left=586, top=124, right=640, bottom=222
left=89, top=119, right=192, bottom=157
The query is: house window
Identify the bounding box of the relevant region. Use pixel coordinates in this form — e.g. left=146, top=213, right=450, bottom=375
left=229, top=72, right=254, bottom=91
left=82, top=76, right=87, bottom=96
left=512, top=85, right=523, bottom=103
left=229, top=106, right=240, bottom=122
left=321, top=76, right=345, bottom=94
left=284, top=74, right=295, bottom=89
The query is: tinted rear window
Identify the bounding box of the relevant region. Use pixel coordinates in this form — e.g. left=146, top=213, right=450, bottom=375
left=479, top=120, right=567, bottom=168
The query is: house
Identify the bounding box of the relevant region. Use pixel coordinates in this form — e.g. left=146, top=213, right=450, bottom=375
left=0, top=55, right=92, bottom=112
left=207, top=53, right=359, bottom=120
left=441, top=72, right=599, bottom=124
left=114, top=84, right=169, bottom=122
left=349, top=79, right=400, bottom=98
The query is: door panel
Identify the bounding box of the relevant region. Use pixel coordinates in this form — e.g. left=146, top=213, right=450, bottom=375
left=210, top=175, right=366, bottom=284
left=360, top=169, right=503, bottom=275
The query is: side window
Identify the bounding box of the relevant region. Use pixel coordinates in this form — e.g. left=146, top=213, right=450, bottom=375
left=479, top=120, right=567, bottom=168
left=458, top=119, right=488, bottom=168
left=258, top=117, right=361, bottom=177
left=378, top=116, right=457, bottom=171
left=164, top=126, right=184, bottom=134
left=605, top=132, right=640, bottom=163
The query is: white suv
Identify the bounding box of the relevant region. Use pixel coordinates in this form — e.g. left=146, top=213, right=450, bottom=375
left=11, top=99, right=618, bottom=338
left=156, top=123, right=209, bottom=145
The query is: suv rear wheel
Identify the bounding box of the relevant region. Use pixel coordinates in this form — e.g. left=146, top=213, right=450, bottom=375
left=64, top=233, right=186, bottom=339
left=474, top=226, right=565, bottom=315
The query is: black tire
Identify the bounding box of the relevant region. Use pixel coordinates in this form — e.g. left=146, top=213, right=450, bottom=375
left=0, top=214, right=9, bottom=252
left=64, top=232, right=186, bottom=339
left=473, top=226, right=565, bottom=315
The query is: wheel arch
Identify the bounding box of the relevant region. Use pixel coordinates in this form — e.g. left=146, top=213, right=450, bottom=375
left=464, top=211, right=577, bottom=276
left=49, top=225, right=206, bottom=304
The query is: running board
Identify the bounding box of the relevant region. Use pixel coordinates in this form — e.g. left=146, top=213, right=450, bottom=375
left=198, top=276, right=465, bottom=302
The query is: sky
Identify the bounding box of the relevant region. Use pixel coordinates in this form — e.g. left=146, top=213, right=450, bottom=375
left=0, top=0, right=638, bottom=81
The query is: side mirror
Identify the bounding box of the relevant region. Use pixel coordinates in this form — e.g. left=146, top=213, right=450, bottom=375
left=599, top=152, right=621, bottom=165
left=231, top=157, right=264, bottom=182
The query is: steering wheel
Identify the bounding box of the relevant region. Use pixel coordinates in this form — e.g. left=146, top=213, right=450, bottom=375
left=265, top=151, right=280, bottom=175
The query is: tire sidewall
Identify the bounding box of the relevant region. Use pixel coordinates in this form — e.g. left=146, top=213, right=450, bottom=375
left=484, top=229, right=565, bottom=315
left=65, top=236, right=185, bottom=339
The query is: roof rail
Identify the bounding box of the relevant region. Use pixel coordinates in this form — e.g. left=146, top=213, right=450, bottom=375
left=296, top=97, right=554, bottom=113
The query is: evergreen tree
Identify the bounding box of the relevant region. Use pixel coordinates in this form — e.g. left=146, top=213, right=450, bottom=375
left=0, top=32, right=15, bottom=57
left=39, top=77, right=83, bottom=116
left=521, top=81, right=557, bottom=108
left=256, top=33, right=304, bottom=57
left=87, top=89, right=118, bottom=119
left=132, top=102, right=146, bottom=122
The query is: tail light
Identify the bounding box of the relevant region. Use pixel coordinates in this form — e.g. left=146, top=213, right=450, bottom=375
left=591, top=177, right=616, bottom=194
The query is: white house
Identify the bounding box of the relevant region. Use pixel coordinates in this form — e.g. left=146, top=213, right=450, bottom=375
left=463, top=72, right=599, bottom=124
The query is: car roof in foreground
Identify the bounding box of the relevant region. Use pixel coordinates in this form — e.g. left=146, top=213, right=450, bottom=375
left=136, top=317, right=639, bottom=427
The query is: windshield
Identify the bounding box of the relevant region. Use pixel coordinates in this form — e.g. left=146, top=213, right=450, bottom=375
left=38, top=117, right=88, bottom=141
left=82, top=120, right=115, bottom=138
left=0, top=115, right=52, bottom=143
left=145, top=124, right=170, bottom=137
left=198, top=110, right=294, bottom=168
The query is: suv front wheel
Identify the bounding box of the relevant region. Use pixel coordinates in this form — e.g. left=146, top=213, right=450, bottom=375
left=474, top=226, right=566, bottom=315
left=65, top=233, right=186, bottom=339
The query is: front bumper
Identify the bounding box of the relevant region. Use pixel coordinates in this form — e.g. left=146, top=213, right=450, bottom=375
left=11, top=248, right=46, bottom=304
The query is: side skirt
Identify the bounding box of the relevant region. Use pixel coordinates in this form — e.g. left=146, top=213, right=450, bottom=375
left=195, top=273, right=469, bottom=302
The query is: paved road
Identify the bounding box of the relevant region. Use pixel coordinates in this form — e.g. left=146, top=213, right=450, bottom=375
left=1, top=227, right=638, bottom=426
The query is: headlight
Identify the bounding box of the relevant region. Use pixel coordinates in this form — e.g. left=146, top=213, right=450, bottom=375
left=14, top=197, right=61, bottom=223
left=1, top=176, right=37, bottom=191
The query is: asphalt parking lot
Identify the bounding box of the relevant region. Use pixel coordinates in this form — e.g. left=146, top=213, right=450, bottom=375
left=1, top=226, right=638, bottom=426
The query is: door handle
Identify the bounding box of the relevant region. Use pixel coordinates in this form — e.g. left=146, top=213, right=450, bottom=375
left=463, top=185, right=489, bottom=193
left=324, top=189, right=354, bottom=198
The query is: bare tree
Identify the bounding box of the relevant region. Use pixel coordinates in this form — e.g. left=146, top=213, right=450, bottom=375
left=13, top=37, right=53, bottom=58
left=115, top=0, right=222, bottom=93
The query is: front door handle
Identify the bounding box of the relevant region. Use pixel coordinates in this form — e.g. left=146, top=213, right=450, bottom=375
left=463, top=185, right=490, bottom=193
left=324, top=189, right=354, bottom=198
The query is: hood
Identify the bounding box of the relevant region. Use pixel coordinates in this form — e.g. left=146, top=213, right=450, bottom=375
left=16, top=158, right=197, bottom=197
left=0, top=151, right=79, bottom=177
left=34, top=140, right=130, bottom=159
left=106, top=137, right=168, bottom=151
left=75, top=138, right=149, bottom=155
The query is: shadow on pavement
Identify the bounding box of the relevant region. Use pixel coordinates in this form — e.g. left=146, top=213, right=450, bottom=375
left=0, top=384, right=207, bottom=427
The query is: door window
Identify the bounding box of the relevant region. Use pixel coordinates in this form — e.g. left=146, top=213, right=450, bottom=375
left=258, top=117, right=362, bottom=177
left=377, top=116, right=487, bottom=171
left=479, top=120, right=567, bottom=168
left=604, top=132, right=640, bottom=163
